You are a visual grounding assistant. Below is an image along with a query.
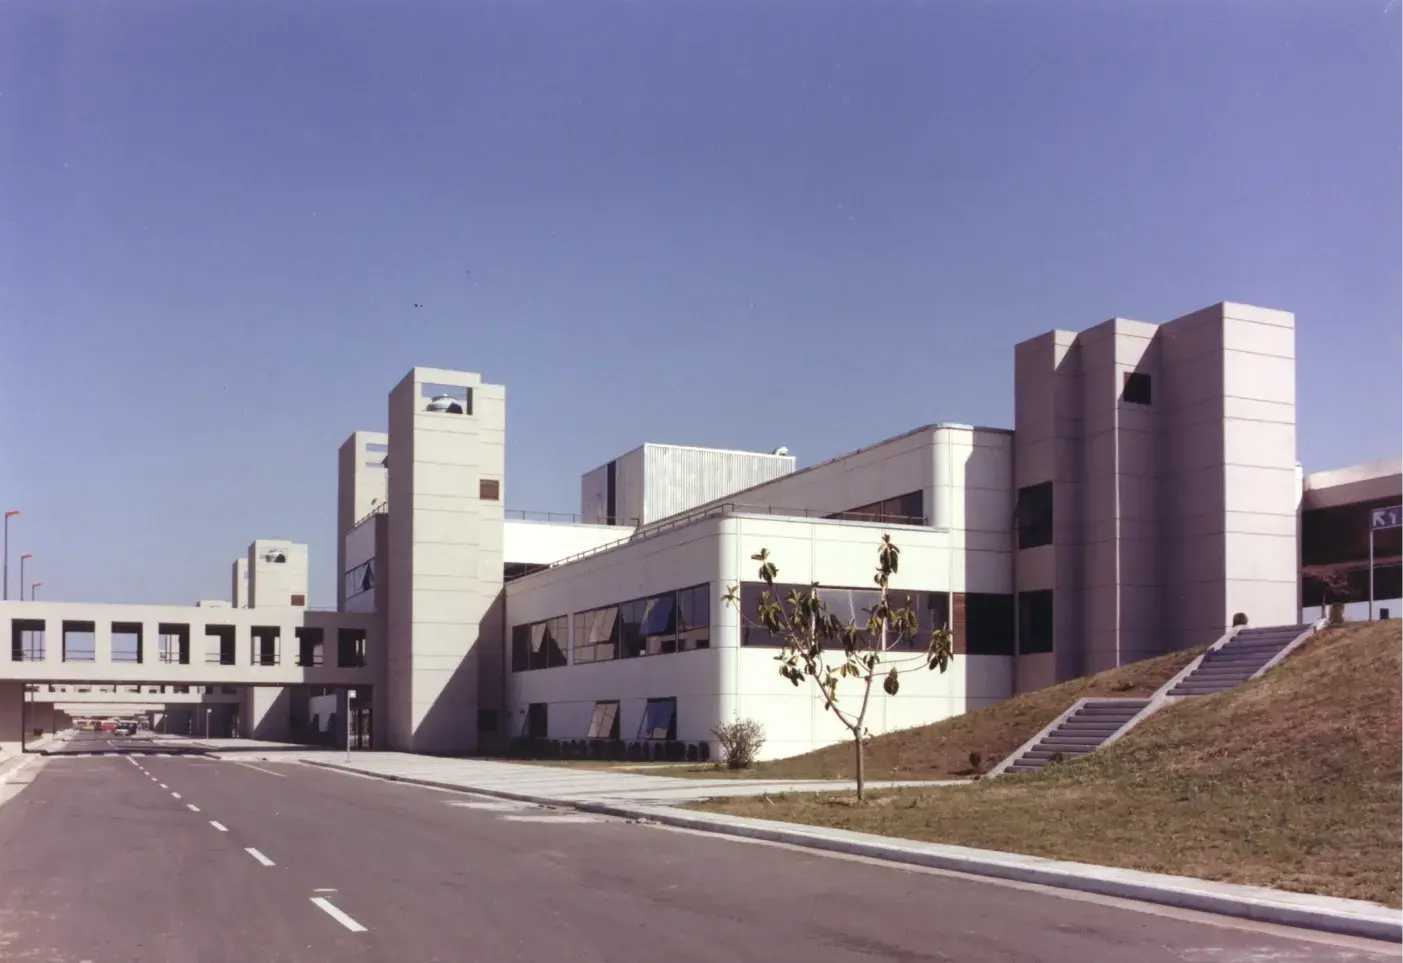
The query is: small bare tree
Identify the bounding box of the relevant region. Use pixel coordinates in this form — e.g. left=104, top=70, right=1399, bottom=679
left=723, top=535, right=953, bottom=800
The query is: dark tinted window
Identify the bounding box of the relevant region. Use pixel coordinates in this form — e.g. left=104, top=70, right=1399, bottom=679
left=1016, top=482, right=1053, bottom=549
left=1018, top=590, right=1054, bottom=654
left=573, top=606, right=619, bottom=664
left=638, top=698, right=677, bottom=740
left=965, top=593, right=1015, bottom=655
left=1122, top=371, right=1152, bottom=405
left=511, top=624, right=531, bottom=672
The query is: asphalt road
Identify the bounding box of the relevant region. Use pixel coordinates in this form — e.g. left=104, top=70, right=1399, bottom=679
left=0, top=733, right=1394, bottom=962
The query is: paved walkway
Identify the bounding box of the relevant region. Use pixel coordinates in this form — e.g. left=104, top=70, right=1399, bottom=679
left=295, top=753, right=959, bottom=804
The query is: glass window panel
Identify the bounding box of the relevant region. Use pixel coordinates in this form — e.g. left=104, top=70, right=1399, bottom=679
left=619, top=600, right=645, bottom=658
left=511, top=625, right=530, bottom=672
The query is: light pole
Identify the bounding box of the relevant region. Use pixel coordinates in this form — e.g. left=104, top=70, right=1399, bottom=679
left=19, top=554, right=32, bottom=600
left=30, top=582, right=40, bottom=600
left=3, top=509, right=18, bottom=601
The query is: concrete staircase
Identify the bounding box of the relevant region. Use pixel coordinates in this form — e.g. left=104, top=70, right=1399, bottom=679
left=1000, top=699, right=1149, bottom=774
left=1163, top=624, right=1312, bottom=697
left=987, top=620, right=1324, bottom=778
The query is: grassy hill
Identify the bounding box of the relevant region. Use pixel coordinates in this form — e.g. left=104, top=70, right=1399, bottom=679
left=695, top=620, right=1403, bottom=906
left=693, top=645, right=1201, bottom=781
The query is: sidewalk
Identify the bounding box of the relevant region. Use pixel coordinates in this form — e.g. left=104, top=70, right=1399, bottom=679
left=301, top=754, right=1403, bottom=943
left=298, top=753, right=958, bottom=804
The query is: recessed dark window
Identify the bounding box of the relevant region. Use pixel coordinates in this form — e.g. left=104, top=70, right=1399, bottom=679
left=1018, top=590, right=1055, bottom=654
left=1016, top=482, right=1054, bottom=549
left=479, top=478, right=501, bottom=501
left=1122, top=371, right=1152, bottom=405
left=290, top=594, right=306, bottom=607
left=964, top=593, right=1016, bottom=656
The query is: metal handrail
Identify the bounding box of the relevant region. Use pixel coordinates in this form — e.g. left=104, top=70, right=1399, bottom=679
left=541, top=502, right=930, bottom=571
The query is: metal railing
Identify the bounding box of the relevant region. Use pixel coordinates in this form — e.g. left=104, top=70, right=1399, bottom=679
left=538, top=502, right=930, bottom=572
left=353, top=501, right=389, bottom=528
left=504, top=510, right=640, bottom=526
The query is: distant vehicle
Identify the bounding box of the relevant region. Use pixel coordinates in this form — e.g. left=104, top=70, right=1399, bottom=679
left=113, top=725, right=134, bottom=736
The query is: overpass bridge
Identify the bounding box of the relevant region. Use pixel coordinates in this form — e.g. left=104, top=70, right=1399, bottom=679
left=1, top=600, right=380, bottom=754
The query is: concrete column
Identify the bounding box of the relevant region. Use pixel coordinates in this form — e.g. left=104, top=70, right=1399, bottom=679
left=240, top=687, right=291, bottom=741
left=0, top=681, right=24, bottom=760
left=93, top=621, right=112, bottom=665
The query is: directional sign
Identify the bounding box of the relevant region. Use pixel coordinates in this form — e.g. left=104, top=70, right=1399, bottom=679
left=1371, top=506, right=1402, bottom=531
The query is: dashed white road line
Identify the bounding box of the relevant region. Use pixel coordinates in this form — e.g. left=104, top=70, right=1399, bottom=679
left=245, top=847, right=275, bottom=867
left=171, top=792, right=181, bottom=800
left=159, top=783, right=168, bottom=789
left=209, top=821, right=228, bottom=832
left=187, top=804, right=200, bottom=812
left=311, top=897, right=367, bottom=933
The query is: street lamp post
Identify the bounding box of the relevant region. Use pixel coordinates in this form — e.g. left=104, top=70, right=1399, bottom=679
left=30, top=582, right=40, bottom=600
left=19, top=554, right=32, bottom=600
left=3, top=509, right=19, bottom=601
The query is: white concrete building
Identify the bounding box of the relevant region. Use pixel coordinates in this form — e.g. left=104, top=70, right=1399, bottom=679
left=2, top=300, right=1374, bottom=764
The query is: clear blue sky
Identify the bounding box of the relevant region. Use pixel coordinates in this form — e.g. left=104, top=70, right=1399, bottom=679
left=1, top=1, right=1398, bottom=606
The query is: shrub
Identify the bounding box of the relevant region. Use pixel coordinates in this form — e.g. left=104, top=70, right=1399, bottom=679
left=968, top=751, right=984, bottom=776
left=712, top=717, right=767, bottom=770
left=1232, top=612, right=1249, bottom=627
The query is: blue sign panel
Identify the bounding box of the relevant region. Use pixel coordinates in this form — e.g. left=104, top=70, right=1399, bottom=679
left=1371, top=506, right=1402, bottom=531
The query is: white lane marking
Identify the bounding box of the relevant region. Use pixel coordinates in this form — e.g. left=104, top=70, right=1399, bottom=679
left=311, top=897, right=367, bottom=933
left=159, top=783, right=168, bottom=789
left=500, top=813, right=602, bottom=824
left=233, top=762, right=286, bottom=777
left=187, top=804, right=200, bottom=812
left=209, top=821, right=228, bottom=832
left=314, top=888, right=337, bottom=893
left=447, top=801, right=524, bottom=811
left=245, top=847, right=275, bottom=867
left=171, top=792, right=181, bottom=800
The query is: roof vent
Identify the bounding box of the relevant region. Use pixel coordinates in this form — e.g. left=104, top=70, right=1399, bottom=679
left=772, top=446, right=789, bottom=456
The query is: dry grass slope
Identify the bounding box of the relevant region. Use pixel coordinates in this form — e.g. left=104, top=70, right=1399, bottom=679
left=695, top=621, right=1402, bottom=907
left=691, top=645, right=1200, bottom=781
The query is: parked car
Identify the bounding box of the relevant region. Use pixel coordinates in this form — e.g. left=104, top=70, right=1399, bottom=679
left=113, top=725, right=133, bottom=736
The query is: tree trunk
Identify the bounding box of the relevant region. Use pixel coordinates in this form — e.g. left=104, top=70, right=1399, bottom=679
left=854, top=733, right=865, bottom=801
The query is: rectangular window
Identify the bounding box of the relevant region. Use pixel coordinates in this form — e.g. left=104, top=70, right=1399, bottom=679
left=514, top=617, right=568, bottom=671
left=252, top=627, right=280, bottom=666
left=510, top=624, right=531, bottom=672
left=479, top=478, right=501, bottom=501
left=296, top=627, right=324, bottom=667
left=1122, top=371, right=1152, bottom=405
left=111, top=622, right=143, bottom=663
left=1016, top=481, right=1054, bottom=549
left=640, top=592, right=677, bottom=655
left=826, top=490, right=925, bottom=525
left=337, top=628, right=367, bottom=668
left=365, top=460, right=386, bottom=469
left=619, top=598, right=646, bottom=658
left=587, top=700, right=620, bottom=740
left=364, top=442, right=389, bottom=453
left=965, top=593, right=1016, bottom=656
left=676, top=584, right=711, bottom=651
left=159, top=623, right=191, bottom=665
left=573, top=606, right=619, bottom=664
left=10, top=619, right=45, bottom=661
left=525, top=703, right=548, bottom=739
left=291, top=594, right=306, bottom=607
left=344, top=560, right=375, bottom=599
left=62, top=621, right=96, bottom=662
left=638, top=698, right=677, bottom=741
left=1018, top=590, right=1055, bottom=654
left=739, top=582, right=804, bottom=647
left=204, top=625, right=236, bottom=665
left=421, top=382, right=472, bottom=415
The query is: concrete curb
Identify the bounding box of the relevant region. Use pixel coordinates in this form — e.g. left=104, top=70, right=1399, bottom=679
left=301, top=760, right=1401, bottom=943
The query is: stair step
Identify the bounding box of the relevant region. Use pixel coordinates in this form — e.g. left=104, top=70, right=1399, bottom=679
left=1189, top=667, right=1259, bottom=678
left=1035, top=741, right=1104, bottom=753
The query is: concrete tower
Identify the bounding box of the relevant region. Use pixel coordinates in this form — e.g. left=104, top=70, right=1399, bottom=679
left=385, top=367, right=506, bottom=753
